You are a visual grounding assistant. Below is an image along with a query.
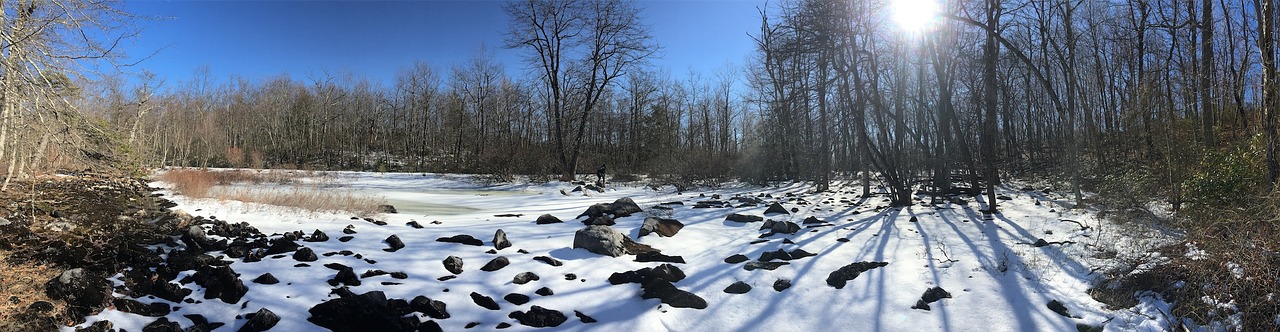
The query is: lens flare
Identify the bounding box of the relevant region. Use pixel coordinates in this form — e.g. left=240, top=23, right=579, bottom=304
left=891, top=0, right=941, bottom=35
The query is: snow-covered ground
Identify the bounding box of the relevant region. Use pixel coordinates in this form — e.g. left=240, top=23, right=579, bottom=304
left=70, top=171, right=1178, bottom=331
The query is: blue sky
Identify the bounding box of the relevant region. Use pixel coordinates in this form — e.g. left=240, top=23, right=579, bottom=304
left=122, top=0, right=767, bottom=88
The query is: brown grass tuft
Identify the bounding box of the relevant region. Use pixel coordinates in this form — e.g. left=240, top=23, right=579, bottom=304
left=0, top=251, right=67, bottom=331
left=155, top=168, right=382, bottom=215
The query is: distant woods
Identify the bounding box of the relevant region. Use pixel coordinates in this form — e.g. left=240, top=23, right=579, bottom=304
left=6, top=0, right=1280, bottom=213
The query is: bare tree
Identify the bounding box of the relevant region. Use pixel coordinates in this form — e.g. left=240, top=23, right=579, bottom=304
left=505, top=0, right=655, bottom=181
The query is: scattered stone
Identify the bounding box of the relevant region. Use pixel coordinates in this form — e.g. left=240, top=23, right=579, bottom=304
left=383, top=235, right=405, bottom=252
left=470, top=292, right=500, bottom=310
left=307, top=291, right=417, bottom=332
left=328, top=266, right=361, bottom=287
left=343, top=225, right=357, bottom=234
left=533, top=256, right=563, bottom=266
left=773, top=279, right=792, bottom=292
left=437, top=275, right=456, bottom=281
left=535, top=214, right=563, bottom=224
left=574, top=310, right=598, bottom=323
left=802, top=216, right=823, bottom=224
left=486, top=249, right=498, bottom=254
left=437, top=234, right=484, bottom=246
left=142, top=317, right=182, bottom=332
left=251, top=273, right=279, bottom=285
left=45, top=268, right=112, bottom=318
left=1047, top=299, right=1077, bottom=318
left=635, top=251, right=685, bottom=264
left=509, top=305, right=568, bottom=328
left=480, top=257, right=510, bottom=272
left=293, top=247, right=318, bottom=262
left=494, top=213, right=522, bottom=218
left=535, top=287, right=554, bottom=296
left=577, top=197, right=644, bottom=220
left=1034, top=238, right=1050, bottom=247
left=338, top=236, right=354, bottom=242
left=410, top=296, right=450, bottom=319
left=564, top=274, right=577, bottom=281
left=504, top=293, right=531, bottom=305
left=639, top=217, right=684, bottom=237
left=264, top=238, right=300, bottom=255
left=827, top=262, right=889, bottom=289
left=572, top=225, right=627, bottom=257
left=497, top=322, right=512, bottom=329
left=724, top=254, right=749, bottom=264
left=912, top=287, right=952, bottom=311
left=513, top=272, right=540, bottom=285
left=419, top=321, right=443, bottom=332
left=769, top=221, right=801, bottom=234
left=181, top=314, right=224, bottom=332
left=183, top=266, right=248, bottom=304
left=443, top=256, right=464, bottom=274
left=360, top=270, right=389, bottom=278
left=465, top=322, right=480, bottom=329
left=584, top=215, right=616, bottom=226
left=743, top=261, right=789, bottom=271
left=305, top=229, right=330, bottom=242
left=764, top=202, right=790, bottom=215
left=240, top=308, right=280, bottom=332
left=724, top=281, right=752, bottom=294
left=493, top=229, right=512, bottom=250
left=406, top=221, right=424, bottom=229
left=758, top=249, right=792, bottom=262
left=639, top=279, right=706, bottom=309
left=112, top=298, right=170, bottom=317
left=725, top=213, right=763, bottom=223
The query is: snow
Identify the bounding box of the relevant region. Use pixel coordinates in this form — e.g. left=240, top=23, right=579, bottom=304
left=67, top=171, right=1174, bottom=331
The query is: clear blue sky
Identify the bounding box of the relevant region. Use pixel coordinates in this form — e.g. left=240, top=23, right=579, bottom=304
left=122, top=0, right=767, bottom=88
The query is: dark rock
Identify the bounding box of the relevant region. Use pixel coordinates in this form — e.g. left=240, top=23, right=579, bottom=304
left=470, top=292, right=500, bottom=310
left=802, top=216, right=823, bottom=224
left=1047, top=300, right=1077, bottom=318
left=142, top=317, right=182, bottom=332
left=504, top=293, right=530, bottom=305
left=535, top=214, right=563, bottom=224
left=360, top=270, right=389, bottom=278
left=743, top=261, right=789, bottom=271
left=465, top=322, right=479, bottom=329
left=338, top=236, right=354, bottom=242
left=113, top=298, right=170, bottom=317
left=377, top=204, right=398, bottom=213
left=724, top=254, right=749, bottom=264
left=480, top=256, right=510, bottom=272
left=770, top=221, right=801, bottom=234
left=513, top=272, right=540, bottom=285
left=436, top=234, right=484, bottom=246
left=508, top=305, right=568, bottom=328
left=264, top=238, right=300, bottom=255
left=496, top=322, right=512, bottom=329
left=1034, top=238, right=1050, bottom=247
left=773, top=279, right=792, bottom=292
left=77, top=320, right=114, bottom=332
left=532, top=256, right=562, bottom=266
left=26, top=301, right=54, bottom=313
left=324, top=263, right=350, bottom=271
left=184, top=265, right=247, bottom=304
left=827, top=261, right=889, bottom=289
left=293, top=247, right=318, bottom=262
left=390, top=272, right=408, bottom=279
left=789, top=249, right=816, bottom=259
left=343, top=225, right=357, bottom=234
left=639, top=279, right=706, bottom=309
left=305, top=229, right=330, bottom=242
left=384, top=235, right=406, bottom=252
left=724, top=281, right=752, bottom=294
left=577, top=197, right=644, bottom=220
left=437, top=275, right=456, bottom=281
left=240, top=308, right=280, bottom=332
left=608, top=264, right=685, bottom=285
left=410, top=296, right=450, bottom=319
left=183, top=314, right=225, bottom=332
left=635, top=251, right=685, bottom=264
left=764, top=202, right=790, bottom=215
left=574, top=310, right=597, bottom=323
left=535, top=287, right=553, bottom=296
left=328, top=266, right=361, bottom=287
left=651, top=264, right=686, bottom=283
left=485, top=249, right=498, bottom=254
left=758, top=249, right=792, bottom=262
left=911, top=287, right=952, bottom=311
left=307, top=291, right=418, bottom=332
left=584, top=215, right=616, bottom=226
left=564, top=274, right=577, bottom=281
left=252, top=273, right=279, bottom=285
left=493, top=229, right=511, bottom=250
left=406, top=221, right=424, bottom=229
left=725, top=213, right=763, bottom=223
left=443, top=256, right=463, bottom=274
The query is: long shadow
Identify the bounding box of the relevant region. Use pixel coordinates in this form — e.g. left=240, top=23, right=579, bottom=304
left=907, top=206, right=954, bottom=332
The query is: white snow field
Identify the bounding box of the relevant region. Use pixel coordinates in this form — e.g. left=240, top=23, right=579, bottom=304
left=68, top=171, right=1176, bottom=331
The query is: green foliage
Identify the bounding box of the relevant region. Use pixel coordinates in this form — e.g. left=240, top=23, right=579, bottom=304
left=1181, top=138, right=1264, bottom=209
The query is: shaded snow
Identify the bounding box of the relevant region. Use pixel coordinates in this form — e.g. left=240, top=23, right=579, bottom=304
left=66, top=171, right=1175, bottom=331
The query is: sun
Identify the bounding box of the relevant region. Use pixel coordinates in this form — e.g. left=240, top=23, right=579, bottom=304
left=891, top=0, right=941, bottom=35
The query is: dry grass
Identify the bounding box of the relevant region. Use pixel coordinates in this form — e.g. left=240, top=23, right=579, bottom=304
left=155, top=168, right=383, bottom=215
left=0, top=250, right=66, bottom=331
